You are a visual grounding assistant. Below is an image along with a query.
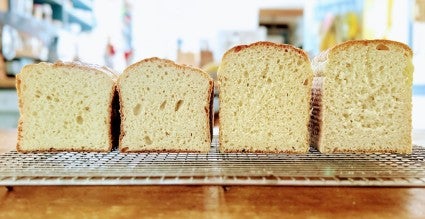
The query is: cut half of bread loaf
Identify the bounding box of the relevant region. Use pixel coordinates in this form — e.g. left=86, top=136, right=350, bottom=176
left=218, top=41, right=313, bottom=153
left=118, top=58, right=213, bottom=152
left=310, top=39, right=413, bottom=153
left=16, top=61, right=118, bottom=152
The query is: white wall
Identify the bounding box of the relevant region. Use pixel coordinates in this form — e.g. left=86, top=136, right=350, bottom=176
left=131, top=0, right=304, bottom=63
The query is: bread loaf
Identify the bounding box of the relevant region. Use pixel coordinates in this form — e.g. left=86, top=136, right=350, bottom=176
left=218, top=41, right=313, bottom=153
left=118, top=58, right=213, bottom=152
left=16, top=61, right=117, bottom=152
left=310, top=39, right=413, bottom=153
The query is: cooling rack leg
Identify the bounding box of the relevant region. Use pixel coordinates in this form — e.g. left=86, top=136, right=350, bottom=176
left=5, top=186, right=13, bottom=192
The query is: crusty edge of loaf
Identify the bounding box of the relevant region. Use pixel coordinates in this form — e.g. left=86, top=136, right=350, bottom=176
left=309, top=77, right=324, bottom=151
left=330, top=39, right=413, bottom=56
left=15, top=73, right=23, bottom=152
left=124, top=57, right=211, bottom=81
left=15, top=62, right=116, bottom=153
left=313, top=39, right=413, bottom=77
left=53, top=61, right=119, bottom=81
left=118, top=57, right=214, bottom=153
left=220, top=148, right=309, bottom=154
left=221, top=41, right=309, bottom=63
left=310, top=39, right=413, bottom=154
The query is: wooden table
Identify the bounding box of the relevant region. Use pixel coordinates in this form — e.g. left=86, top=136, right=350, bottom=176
left=1, top=129, right=425, bottom=218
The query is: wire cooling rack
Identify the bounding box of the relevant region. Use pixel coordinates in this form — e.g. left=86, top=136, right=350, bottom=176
left=1, top=137, right=425, bottom=187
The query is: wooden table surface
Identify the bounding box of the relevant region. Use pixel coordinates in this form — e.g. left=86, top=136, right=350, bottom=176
left=1, top=129, right=425, bottom=218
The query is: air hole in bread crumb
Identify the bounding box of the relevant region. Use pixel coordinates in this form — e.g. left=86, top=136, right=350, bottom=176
left=379, top=66, right=384, bottom=71
left=376, top=44, right=389, bottom=50
left=165, top=132, right=170, bottom=136
left=175, top=100, right=183, bottom=111
left=144, top=136, right=153, bottom=145
left=76, top=115, right=83, bottom=124
left=133, top=104, right=141, bottom=116
left=244, top=71, right=248, bottom=78
left=303, top=79, right=308, bottom=85
left=160, top=100, right=167, bottom=110
left=267, top=78, right=272, bottom=84
left=297, top=60, right=303, bottom=66
left=84, top=107, right=90, bottom=111
left=46, top=95, right=52, bottom=100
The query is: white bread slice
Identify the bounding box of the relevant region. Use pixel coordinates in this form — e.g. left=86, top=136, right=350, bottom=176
left=310, top=39, right=413, bottom=153
left=218, top=41, right=313, bottom=153
left=118, top=58, right=213, bottom=152
left=16, top=61, right=117, bottom=152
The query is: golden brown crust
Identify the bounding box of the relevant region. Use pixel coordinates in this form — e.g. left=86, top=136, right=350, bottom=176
left=221, top=41, right=310, bottom=62
left=17, top=148, right=113, bottom=153
left=118, top=57, right=214, bottom=153
left=124, top=57, right=212, bottom=81
left=220, top=148, right=309, bottom=154
left=322, top=148, right=411, bottom=154
left=119, top=148, right=210, bottom=153
left=312, top=40, right=413, bottom=77
left=309, top=77, right=324, bottom=150
left=52, top=61, right=119, bottom=80
left=330, top=39, right=413, bottom=57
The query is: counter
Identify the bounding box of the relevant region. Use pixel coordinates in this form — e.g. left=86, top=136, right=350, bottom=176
left=1, top=129, right=425, bottom=218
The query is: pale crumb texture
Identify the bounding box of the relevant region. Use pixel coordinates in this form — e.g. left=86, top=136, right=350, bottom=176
left=16, top=62, right=116, bottom=152
left=218, top=41, right=313, bottom=153
left=310, top=39, right=413, bottom=153
left=118, top=58, right=213, bottom=152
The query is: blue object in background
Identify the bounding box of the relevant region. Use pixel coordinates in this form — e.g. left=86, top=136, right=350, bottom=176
left=413, top=85, right=425, bottom=96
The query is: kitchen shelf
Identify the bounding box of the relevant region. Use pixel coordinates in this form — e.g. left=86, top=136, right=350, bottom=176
left=0, top=76, right=15, bottom=89
left=0, top=11, right=57, bottom=44
left=73, top=0, right=93, bottom=11
left=1, top=136, right=424, bottom=187
left=34, top=0, right=94, bottom=31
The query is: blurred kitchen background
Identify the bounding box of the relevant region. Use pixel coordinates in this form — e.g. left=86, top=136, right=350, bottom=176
left=0, top=0, right=424, bottom=130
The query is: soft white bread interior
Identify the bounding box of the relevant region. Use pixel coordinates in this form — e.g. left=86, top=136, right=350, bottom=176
left=118, top=58, right=213, bottom=152
left=16, top=61, right=117, bottom=152
left=218, top=41, right=313, bottom=153
left=310, top=39, right=413, bottom=153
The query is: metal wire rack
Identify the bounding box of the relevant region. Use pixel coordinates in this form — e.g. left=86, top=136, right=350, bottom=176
left=1, top=136, right=425, bottom=186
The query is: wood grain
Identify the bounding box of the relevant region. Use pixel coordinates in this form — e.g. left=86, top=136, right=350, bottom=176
left=1, top=129, right=425, bottom=218
left=1, top=186, right=425, bottom=218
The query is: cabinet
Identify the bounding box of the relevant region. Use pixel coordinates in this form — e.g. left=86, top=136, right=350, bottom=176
left=0, top=89, right=19, bottom=128
left=34, top=0, right=95, bottom=32
left=0, top=0, right=94, bottom=86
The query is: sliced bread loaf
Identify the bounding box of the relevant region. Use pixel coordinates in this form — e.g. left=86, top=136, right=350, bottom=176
left=218, top=41, right=313, bottom=153
left=16, top=61, right=117, bottom=152
left=310, top=39, right=413, bottom=153
left=118, top=58, right=213, bottom=152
